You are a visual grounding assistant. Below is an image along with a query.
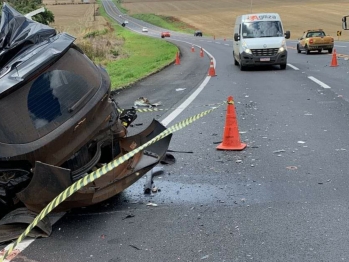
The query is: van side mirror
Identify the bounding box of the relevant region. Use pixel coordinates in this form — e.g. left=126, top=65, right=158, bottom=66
left=234, top=33, right=240, bottom=41
left=342, top=16, right=349, bottom=30
left=284, top=31, right=290, bottom=39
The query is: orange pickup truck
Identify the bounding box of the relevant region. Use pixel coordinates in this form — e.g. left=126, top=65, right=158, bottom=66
left=297, top=29, right=334, bottom=54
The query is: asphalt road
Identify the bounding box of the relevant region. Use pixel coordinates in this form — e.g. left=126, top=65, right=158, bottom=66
left=5, top=2, right=349, bottom=262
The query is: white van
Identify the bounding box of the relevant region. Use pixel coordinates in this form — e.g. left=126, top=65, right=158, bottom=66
left=233, top=13, right=290, bottom=70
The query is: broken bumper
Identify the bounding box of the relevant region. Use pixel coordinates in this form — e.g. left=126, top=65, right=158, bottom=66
left=15, top=120, right=172, bottom=213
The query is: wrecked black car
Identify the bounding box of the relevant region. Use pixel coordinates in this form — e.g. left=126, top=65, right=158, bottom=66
left=0, top=3, right=171, bottom=241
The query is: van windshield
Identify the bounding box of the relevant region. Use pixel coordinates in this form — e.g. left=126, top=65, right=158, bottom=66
left=242, top=21, right=283, bottom=38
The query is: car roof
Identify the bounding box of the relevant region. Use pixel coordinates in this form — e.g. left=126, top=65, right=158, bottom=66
left=305, top=29, right=323, bottom=32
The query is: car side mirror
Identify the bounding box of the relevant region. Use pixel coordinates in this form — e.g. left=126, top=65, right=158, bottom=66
left=342, top=16, right=349, bottom=30
left=284, top=31, right=290, bottom=39
left=234, top=33, right=240, bottom=41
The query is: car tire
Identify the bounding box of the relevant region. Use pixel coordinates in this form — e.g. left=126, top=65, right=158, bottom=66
left=305, top=45, right=310, bottom=55
left=280, top=64, right=287, bottom=70
left=328, top=48, right=333, bottom=54
left=233, top=52, right=239, bottom=66
left=297, top=44, right=301, bottom=53
left=161, top=36, right=164, bottom=38
left=239, top=56, right=245, bottom=71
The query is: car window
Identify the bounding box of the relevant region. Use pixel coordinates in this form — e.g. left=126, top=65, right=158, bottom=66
left=0, top=48, right=101, bottom=143
left=242, top=21, right=283, bottom=38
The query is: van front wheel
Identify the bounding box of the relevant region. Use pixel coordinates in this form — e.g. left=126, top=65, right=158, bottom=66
left=280, top=63, right=287, bottom=70
left=233, top=52, right=239, bottom=66
left=239, top=62, right=246, bottom=71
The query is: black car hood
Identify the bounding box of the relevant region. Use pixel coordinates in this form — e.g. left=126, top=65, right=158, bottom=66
left=0, top=3, right=75, bottom=98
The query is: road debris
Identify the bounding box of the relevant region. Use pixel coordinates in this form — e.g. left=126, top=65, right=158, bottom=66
left=146, top=203, right=158, bottom=207
left=160, top=153, right=176, bottom=165
left=134, top=97, right=162, bottom=108
left=129, top=244, right=141, bottom=250
left=273, top=149, right=285, bottom=154
left=144, top=166, right=164, bottom=194
left=122, top=214, right=135, bottom=220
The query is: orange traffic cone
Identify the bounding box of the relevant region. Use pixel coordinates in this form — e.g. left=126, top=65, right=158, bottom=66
left=175, top=51, right=180, bottom=65
left=216, top=96, right=247, bottom=151
left=200, top=48, right=204, bottom=57
left=330, top=49, right=338, bottom=67
left=208, top=58, right=216, bottom=76
left=191, top=45, right=195, bottom=52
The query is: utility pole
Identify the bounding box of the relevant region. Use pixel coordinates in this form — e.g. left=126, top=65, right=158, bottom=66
left=93, top=1, right=95, bottom=21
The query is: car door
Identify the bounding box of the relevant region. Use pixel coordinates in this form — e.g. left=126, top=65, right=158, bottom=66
left=299, top=32, right=307, bottom=49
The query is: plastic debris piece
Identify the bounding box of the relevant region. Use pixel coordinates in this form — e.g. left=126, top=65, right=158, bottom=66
left=146, top=203, right=158, bottom=207
left=134, top=97, right=162, bottom=108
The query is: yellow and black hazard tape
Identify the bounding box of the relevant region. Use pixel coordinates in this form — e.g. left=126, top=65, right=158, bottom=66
left=0, top=100, right=227, bottom=262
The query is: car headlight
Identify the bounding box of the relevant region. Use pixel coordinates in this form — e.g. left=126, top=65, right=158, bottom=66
left=278, top=46, right=285, bottom=53
left=278, top=40, right=287, bottom=53
left=245, top=48, right=252, bottom=54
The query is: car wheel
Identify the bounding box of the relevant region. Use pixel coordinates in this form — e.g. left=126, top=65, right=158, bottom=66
left=233, top=52, right=239, bottom=66
left=280, top=63, right=287, bottom=70
left=161, top=36, right=164, bottom=38
left=318, top=50, right=322, bottom=53
left=305, top=45, right=310, bottom=55
left=239, top=56, right=245, bottom=71
left=328, top=48, right=333, bottom=54
left=297, top=44, right=301, bottom=53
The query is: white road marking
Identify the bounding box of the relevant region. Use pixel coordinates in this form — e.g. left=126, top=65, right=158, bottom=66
left=215, top=42, right=220, bottom=44
left=224, top=44, right=229, bottom=46
left=308, top=76, right=331, bottom=89
left=161, top=47, right=215, bottom=127
left=1, top=212, right=65, bottom=261
left=335, top=45, right=347, bottom=48
left=287, top=63, right=299, bottom=70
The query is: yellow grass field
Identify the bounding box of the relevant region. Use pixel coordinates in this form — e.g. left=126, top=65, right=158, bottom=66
left=121, top=0, right=349, bottom=41
left=43, top=1, right=107, bottom=37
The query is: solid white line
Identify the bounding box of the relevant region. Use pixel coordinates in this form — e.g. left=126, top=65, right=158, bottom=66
left=161, top=74, right=211, bottom=127
left=308, top=76, right=331, bottom=89
left=287, top=63, right=299, bottom=70
left=161, top=46, right=215, bottom=127
left=335, top=45, right=347, bottom=47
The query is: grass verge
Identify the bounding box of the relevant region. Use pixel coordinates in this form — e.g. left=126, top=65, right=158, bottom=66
left=97, top=1, right=178, bottom=90
left=132, top=13, right=198, bottom=34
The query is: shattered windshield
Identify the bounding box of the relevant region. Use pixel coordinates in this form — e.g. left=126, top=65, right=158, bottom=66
left=242, top=21, right=283, bottom=38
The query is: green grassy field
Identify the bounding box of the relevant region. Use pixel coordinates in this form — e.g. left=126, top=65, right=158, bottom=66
left=98, top=4, right=178, bottom=89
